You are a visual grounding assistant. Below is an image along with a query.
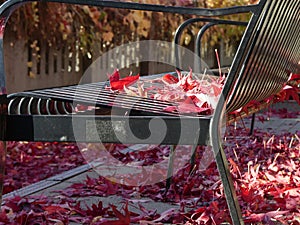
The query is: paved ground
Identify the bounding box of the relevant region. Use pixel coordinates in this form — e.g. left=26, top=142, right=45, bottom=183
left=246, top=101, right=300, bottom=134
left=2, top=101, right=299, bottom=224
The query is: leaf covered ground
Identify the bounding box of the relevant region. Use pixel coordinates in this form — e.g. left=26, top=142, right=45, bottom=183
left=0, top=104, right=299, bottom=224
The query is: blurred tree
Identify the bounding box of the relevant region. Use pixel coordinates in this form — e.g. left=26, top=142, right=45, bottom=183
left=0, top=0, right=257, bottom=57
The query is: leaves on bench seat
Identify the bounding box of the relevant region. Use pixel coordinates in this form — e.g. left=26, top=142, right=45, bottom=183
left=107, top=69, right=140, bottom=91
left=105, top=68, right=300, bottom=120
left=106, top=68, right=224, bottom=116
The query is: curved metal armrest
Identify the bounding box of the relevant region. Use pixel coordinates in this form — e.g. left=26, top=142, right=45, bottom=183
left=174, top=17, right=248, bottom=72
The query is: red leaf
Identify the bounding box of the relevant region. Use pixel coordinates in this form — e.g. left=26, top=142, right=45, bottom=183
left=240, top=186, right=256, bottom=202
left=289, top=73, right=300, bottom=81
left=282, top=85, right=300, bottom=104
left=0, top=212, right=9, bottom=223
left=43, top=205, right=68, bottom=215
left=211, top=83, right=222, bottom=96
left=106, top=202, right=131, bottom=225
left=108, top=69, right=120, bottom=82
left=177, top=97, right=211, bottom=114
left=244, top=210, right=289, bottom=223
left=163, top=105, right=177, bottom=113
left=108, top=69, right=140, bottom=91
left=162, top=73, right=179, bottom=84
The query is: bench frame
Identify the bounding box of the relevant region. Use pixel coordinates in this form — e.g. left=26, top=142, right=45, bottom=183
left=0, top=1, right=299, bottom=225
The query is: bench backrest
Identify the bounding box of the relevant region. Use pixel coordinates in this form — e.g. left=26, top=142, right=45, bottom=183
left=225, top=0, right=300, bottom=113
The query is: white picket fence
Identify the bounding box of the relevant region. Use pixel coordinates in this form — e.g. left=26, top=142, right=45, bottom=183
left=4, top=32, right=236, bottom=94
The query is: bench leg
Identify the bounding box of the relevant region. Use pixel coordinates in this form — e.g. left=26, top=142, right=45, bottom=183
left=189, top=145, right=197, bottom=174
left=166, top=145, right=198, bottom=191
left=249, top=113, right=256, bottom=135
left=0, top=141, right=5, bottom=205
left=211, top=99, right=244, bottom=224
left=212, top=142, right=244, bottom=225
left=165, top=145, right=175, bottom=191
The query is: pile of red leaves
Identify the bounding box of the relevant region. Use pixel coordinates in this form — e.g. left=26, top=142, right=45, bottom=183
left=1, top=106, right=299, bottom=224
left=107, top=69, right=300, bottom=117
left=107, top=69, right=224, bottom=115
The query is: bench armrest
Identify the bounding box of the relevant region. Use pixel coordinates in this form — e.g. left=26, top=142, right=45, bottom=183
left=174, top=18, right=248, bottom=72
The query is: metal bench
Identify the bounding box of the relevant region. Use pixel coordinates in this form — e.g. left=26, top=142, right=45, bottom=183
left=0, top=0, right=299, bottom=224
